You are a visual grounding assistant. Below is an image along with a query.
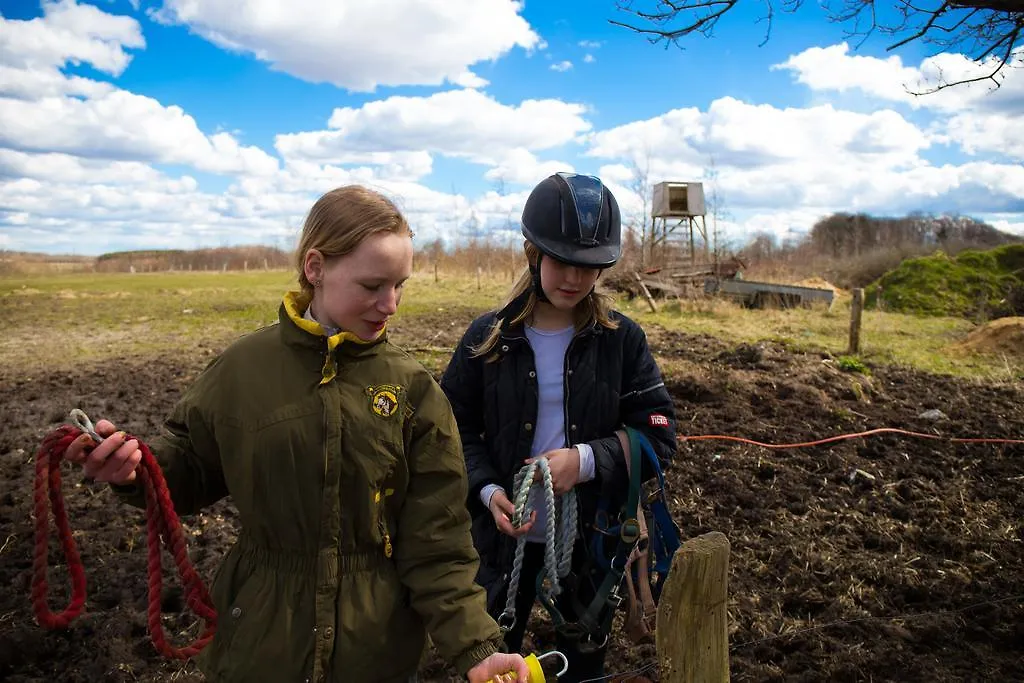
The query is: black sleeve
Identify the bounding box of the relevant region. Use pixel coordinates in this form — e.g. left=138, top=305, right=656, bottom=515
left=588, top=320, right=677, bottom=491
left=439, top=319, right=501, bottom=516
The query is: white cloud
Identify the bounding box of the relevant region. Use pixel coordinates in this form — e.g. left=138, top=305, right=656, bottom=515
left=0, top=0, right=581, bottom=254
left=0, top=89, right=280, bottom=176
left=578, top=40, right=601, bottom=49
left=1, top=6, right=1021, bottom=257
left=0, top=2, right=280, bottom=177
left=483, top=148, right=574, bottom=185
left=550, top=60, right=573, bottom=72
left=772, top=43, right=923, bottom=104
left=586, top=106, right=704, bottom=163
left=583, top=54, right=595, bottom=64
left=772, top=43, right=1024, bottom=111
left=0, top=149, right=168, bottom=185
left=725, top=208, right=833, bottom=243
left=275, top=89, right=591, bottom=166
left=149, top=0, right=541, bottom=92
left=450, top=70, right=489, bottom=89
left=584, top=95, right=1023, bottom=241
left=0, top=63, right=115, bottom=99
left=942, top=111, right=1024, bottom=161
left=988, top=217, right=1024, bottom=237
left=0, top=0, right=145, bottom=76
left=0, top=0, right=140, bottom=101
left=0, top=174, right=268, bottom=255
left=586, top=97, right=929, bottom=172
left=773, top=43, right=1024, bottom=162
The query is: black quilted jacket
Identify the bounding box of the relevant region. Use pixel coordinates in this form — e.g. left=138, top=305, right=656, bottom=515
left=439, top=309, right=677, bottom=597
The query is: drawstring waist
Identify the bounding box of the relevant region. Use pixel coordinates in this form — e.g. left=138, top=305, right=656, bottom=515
left=236, top=530, right=387, bottom=578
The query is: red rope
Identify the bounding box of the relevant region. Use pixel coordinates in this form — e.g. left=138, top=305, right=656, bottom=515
left=32, top=425, right=217, bottom=659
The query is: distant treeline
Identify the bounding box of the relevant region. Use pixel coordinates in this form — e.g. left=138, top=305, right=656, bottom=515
left=807, top=212, right=1016, bottom=258
left=94, top=246, right=293, bottom=273
left=738, top=212, right=1022, bottom=288
left=3, top=212, right=1020, bottom=285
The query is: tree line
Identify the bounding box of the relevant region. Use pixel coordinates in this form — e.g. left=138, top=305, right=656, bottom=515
left=738, top=212, right=1022, bottom=287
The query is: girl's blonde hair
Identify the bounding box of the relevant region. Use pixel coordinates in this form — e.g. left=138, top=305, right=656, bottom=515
left=472, top=242, right=619, bottom=358
left=295, top=186, right=412, bottom=297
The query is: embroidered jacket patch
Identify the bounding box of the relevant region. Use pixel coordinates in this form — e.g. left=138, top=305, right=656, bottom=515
left=367, top=384, right=403, bottom=418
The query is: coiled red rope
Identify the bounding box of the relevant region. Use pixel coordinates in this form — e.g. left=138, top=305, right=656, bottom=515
left=32, top=418, right=217, bottom=659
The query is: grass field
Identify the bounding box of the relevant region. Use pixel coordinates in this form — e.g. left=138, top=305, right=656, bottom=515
left=2, top=268, right=1020, bottom=381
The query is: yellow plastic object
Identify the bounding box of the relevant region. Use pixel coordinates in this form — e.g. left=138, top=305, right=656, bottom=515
left=485, top=651, right=568, bottom=683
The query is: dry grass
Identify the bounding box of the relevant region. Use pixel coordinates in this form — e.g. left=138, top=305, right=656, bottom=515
left=617, top=291, right=1022, bottom=381
left=2, top=269, right=1020, bottom=381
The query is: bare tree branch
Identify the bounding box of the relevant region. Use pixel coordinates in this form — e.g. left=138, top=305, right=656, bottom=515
left=609, top=0, right=743, bottom=46
left=611, top=0, right=1024, bottom=92
left=886, top=1, right=953, bottom=50
left=907, top=22, right=1020, bottom=93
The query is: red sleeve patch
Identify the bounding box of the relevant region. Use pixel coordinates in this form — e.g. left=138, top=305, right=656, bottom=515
left=649, top=413, right=669, bottom=427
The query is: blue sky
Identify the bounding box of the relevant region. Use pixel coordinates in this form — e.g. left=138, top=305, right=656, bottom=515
left=1, top=0, right=1022, bottom=255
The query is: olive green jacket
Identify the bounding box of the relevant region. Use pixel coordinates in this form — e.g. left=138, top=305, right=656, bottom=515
left=116, top=291, right=503, bottom=682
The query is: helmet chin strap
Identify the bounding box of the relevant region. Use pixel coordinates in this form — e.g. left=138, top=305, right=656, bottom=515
left=496, top=253, right=549, bottom=331
left=530, top=253, right=551, bottom=304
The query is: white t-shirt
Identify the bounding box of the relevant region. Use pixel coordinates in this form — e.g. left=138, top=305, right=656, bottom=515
left=480, top=324, right=595, bottom=543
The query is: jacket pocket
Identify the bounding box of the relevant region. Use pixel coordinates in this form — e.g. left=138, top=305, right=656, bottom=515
left=333, top=563, right=423, bottom=680
left=211, top=570, right=310, bottom=682
left=204, top=548, right=264, bottom=678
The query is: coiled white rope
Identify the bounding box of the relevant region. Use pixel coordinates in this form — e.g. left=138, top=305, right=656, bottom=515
left=499, top=457, right=578, bottom=629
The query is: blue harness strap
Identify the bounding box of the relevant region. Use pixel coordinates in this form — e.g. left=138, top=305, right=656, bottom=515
left=550, top=427, right=681, bottom=647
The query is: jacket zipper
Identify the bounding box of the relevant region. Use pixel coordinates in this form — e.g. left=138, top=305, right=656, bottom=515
left=562, top=334, right=586, bottom=540
left=620, top=381, right=665, bottom=401
left=376, top=488, right=394, bottom=558
left=561, top=335, right=577, bottom=449
left=322, top=401, right=329, bottom=479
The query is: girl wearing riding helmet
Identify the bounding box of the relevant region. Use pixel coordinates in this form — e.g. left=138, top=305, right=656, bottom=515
left=64, top=185, right=530, bottom=683
left=440, top=172, right=678, bottom=682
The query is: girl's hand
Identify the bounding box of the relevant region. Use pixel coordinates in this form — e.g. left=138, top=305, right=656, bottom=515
left=527, top=448, right=580, bottom=495
left=466, top=651, right=532, bottom=682
left=65, top=419, right=142, bottom=484
left=488, top=490, right=535, bottom=538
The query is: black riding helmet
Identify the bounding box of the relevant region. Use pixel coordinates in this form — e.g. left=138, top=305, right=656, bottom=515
left=521, top=172, right=622, bottom=268
left=514, top=172, right=621, bottom=306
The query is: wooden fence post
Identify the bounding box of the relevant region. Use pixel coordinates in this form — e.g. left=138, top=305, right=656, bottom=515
left=657, top=531, right=730, bottom=683
left=848, top=288, right=864, bottom=354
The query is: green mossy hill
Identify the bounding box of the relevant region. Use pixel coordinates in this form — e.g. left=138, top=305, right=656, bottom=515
left=866, top=244, right=1024, bottom=319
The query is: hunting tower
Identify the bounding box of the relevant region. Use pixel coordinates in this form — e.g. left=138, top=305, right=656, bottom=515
left=648, top=181, right=708, bottom=268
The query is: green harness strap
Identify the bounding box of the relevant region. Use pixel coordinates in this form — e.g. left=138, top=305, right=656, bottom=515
left=571, top=426, right=646, bottom=645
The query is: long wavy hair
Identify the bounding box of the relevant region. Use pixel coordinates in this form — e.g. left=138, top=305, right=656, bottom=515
left=472, top=241, right=619, bottom=359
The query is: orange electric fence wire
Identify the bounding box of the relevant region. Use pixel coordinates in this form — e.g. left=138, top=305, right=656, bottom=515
left=679, top=427, right=1024, bottom=449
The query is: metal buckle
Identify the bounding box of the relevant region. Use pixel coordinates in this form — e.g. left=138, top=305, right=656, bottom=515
left=607, top=584, right=625, bottom=609
left=620, top=518, right=641, bottom=544
left=578, top=630, right=610, bottom=652
left=643, top=482, right=664, bottom=505
left=496, top=611, right=516, bottom=633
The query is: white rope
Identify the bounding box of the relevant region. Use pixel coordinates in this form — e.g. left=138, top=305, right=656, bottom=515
left=499, top=457, right=578, bottom=629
